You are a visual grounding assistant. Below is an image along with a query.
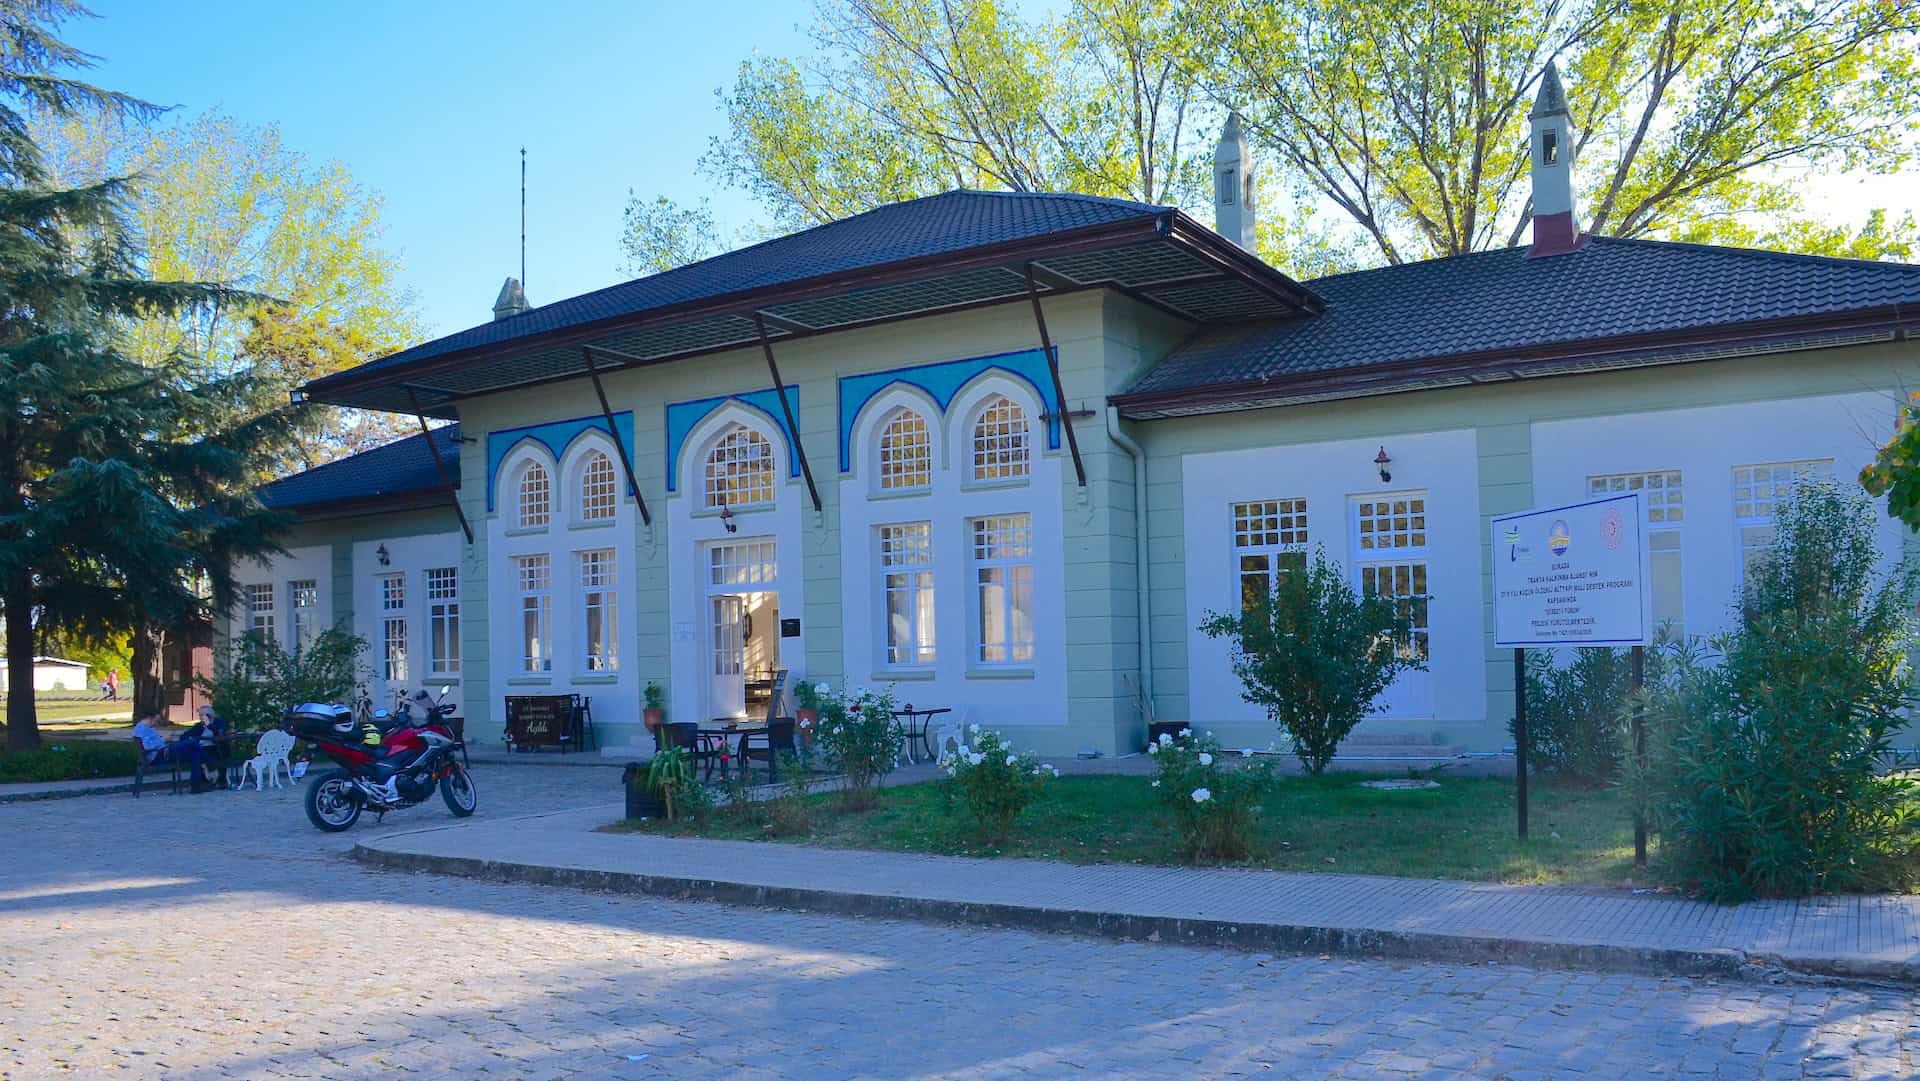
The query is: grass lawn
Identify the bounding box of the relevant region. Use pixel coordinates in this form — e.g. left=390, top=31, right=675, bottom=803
left=621, top=772, right=1645, bottom=888
left=3, top=697, right=128, bottom=724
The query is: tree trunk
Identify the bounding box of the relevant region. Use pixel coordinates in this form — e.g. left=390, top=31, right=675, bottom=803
left=130, top=622, right=170, bottom=720
left=5, top=581, right=39, bottom=751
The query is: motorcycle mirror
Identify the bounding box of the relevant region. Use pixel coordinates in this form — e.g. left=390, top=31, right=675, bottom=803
left=440, top=685, right=451, bottom=696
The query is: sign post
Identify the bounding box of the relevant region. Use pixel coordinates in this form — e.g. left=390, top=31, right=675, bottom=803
left=1490, top=492, right=1650, bottom=840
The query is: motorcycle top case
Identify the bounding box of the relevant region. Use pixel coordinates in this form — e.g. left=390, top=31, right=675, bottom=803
left=286, top=703, right=355, bottom=741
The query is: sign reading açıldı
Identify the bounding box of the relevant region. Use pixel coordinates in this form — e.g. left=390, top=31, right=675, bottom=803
left=1490, top=491, right=1651, bottom=649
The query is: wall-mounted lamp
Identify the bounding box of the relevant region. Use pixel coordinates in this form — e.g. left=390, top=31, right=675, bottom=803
left=1374, top=446, right=1393, bottom=484
left=376, top=543, right=391, bottom=566
left=719, top=503, right=738, bottom=534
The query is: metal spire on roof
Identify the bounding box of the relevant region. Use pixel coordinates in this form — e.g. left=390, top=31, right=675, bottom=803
left=1530, top=61, right=1569, bottom=120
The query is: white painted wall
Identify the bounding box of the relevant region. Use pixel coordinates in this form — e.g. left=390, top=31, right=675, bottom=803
left=1181, top=429, right=1488, bottom=737
left=0, top=661, right=90, bottom=693
left=837, top=374, right=1068, bottom=732
left=353, top=530, right=465, bottom=711
left=231, top=545, right=332, bottom=655
left=1531, top=390, right=1902, bottom=642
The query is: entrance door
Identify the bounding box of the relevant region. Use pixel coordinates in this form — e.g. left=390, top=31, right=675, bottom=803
left=1351, top=494, right=1434, bottom=719
left=710, top=595, right=746, bottom=719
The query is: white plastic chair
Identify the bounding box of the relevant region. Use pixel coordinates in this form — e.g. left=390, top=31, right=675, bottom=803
left=237, top=730, right=296, bottom=791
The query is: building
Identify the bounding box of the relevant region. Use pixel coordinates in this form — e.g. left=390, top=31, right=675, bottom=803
left=240, top=66, right=1920, bottom=755
left=0, top=657, right=92, bottom=694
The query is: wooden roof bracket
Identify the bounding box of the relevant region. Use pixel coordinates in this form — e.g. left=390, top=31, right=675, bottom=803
left=1024, top=263, right=1087, bottom=487
left=580, top=349, right=652, bottom=527
left=753, top=313, right=823, bottom=513
left=400, top=384, right=474, bottom=545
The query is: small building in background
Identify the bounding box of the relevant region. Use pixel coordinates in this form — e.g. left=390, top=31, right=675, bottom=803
left=0, top=657, right=92, bottom=694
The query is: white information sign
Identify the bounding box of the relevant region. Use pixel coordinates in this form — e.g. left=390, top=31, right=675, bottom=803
left=1491, top=492, right=1649, bottom=648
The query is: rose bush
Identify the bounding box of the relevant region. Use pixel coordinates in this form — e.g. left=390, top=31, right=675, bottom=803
left=941, top=726, right=1057, bottom=844
left=1149, top=728, right=1276, bottom=861
left=813, top=684, right=901, bottom=811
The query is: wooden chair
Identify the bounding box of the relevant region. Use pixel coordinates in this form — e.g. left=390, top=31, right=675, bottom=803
left=661, top=721, right=722, bottom=781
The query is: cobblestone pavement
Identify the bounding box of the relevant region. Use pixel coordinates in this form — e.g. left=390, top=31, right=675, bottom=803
left=2, top=765, right=1917, bottom=1081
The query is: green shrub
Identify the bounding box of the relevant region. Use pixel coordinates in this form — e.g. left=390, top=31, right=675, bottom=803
left=1148, top=728, right=1277, bottom=861
left=644, top=743, right=708, bottom=823
left=1512, top=647, right=1636, bottom=784
left=766, top=755, right=814, bottom=837
left=815, top=684, right=901, bottom=811
left=941, top=727, right=1056, bottom=844
left=0, top=739, right=141, bottom=783
left=198, top=627, right=367, bottom=731
left=1629, top=482, right=1920, bottom=900
left=1200, top=545, right=1424, bottom=775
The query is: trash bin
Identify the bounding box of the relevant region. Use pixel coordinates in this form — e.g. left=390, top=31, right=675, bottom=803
left=622, top=761, right=664, bottom=820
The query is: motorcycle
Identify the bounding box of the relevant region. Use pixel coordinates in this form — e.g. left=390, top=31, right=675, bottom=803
left=289, top=699, right=477, bottom=832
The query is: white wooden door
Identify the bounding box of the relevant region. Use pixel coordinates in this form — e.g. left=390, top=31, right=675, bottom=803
left=709, top=595, right=746, bottom=719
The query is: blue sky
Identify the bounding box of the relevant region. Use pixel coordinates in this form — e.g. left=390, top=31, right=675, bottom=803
left=72, top=1, right=811, bottom=338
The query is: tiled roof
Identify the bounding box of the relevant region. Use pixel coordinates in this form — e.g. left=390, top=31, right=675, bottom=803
left=1122, top=237, right=1920, bottom=402
left=317, top=190, right=1166, bottom=383
left=259, top=424, right=460, bottom=511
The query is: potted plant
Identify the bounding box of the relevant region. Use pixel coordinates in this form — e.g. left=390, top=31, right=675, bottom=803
left=794, top=680, right=827, bottom=746
left=643, top=681, right=666, bottom=731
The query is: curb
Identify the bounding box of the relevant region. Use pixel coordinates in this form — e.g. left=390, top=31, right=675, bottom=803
left=0, top=780, right=137, bottom=803
left=351, top=843, right=1782, bottom=983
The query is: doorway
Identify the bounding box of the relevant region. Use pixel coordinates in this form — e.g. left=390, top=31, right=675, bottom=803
left=705, top=538, right=779, bottom=721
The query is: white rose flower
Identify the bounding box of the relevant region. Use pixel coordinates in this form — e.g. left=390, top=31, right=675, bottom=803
left=1150, top=779, right=1161, bottom=787
left=968, top=751, right=985, bottom=766
left=1191, top=788, right=1211, bottom=803
left=814, top=682, right=831, bottom=695
left=1146, top=742, right=1159, bottom=755
left=1179, top=728, right=1193, bottom=739
left=1158, top=733, right=1173, bottom=747
left=1005, top=754, right=1017, bottom=766
left=1198, top=752, right=1213, bottom=766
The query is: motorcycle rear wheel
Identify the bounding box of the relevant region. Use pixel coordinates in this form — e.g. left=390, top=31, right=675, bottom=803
left=440, top=765, right=477, bottom=817
left=305, top=768, right=362, bottom=832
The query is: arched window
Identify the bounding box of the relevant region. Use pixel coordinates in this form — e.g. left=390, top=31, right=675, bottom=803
left=877, top=408, right=931, bottom=490
left=704, top=424, right=775, bottom=509
left=579, top=451, right=617, bottom=520
left=971, top=396, right=1030, bottom=481
left=516, top=460, right=551, bottom=528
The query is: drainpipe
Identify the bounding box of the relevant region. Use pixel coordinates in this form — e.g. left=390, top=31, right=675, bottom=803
left=1106, top=406, right=1152, bottom=712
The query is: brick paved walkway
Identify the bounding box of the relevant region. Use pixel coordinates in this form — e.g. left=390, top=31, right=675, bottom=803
left=4, top=764, right=1919, bottom=1078
left=360, top=804, right=1920, bottom=983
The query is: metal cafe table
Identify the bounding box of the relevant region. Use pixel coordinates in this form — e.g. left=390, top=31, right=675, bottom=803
left=891, top=704, right=951, bottom=764
left=695, top=722, right=778, bottom=781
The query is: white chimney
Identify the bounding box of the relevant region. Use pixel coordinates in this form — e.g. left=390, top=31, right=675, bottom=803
left=1528, top=62, right=1583, bottom=257
left=493, top=276, right=530, bottom=321
left=1213, top=112, right=1256, bottom=252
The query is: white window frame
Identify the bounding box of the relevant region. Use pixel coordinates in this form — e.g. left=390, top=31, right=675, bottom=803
left=243, top=583, right=275, bottom=644
left=970, top=513, right=1034, bottom=666
left=970, top=395, right=1030, bottom=483
left=704, top=424, right=776, bottom=510
left=1231, top=498, right=1308, bottom=613
left=516, top=459, right=552, bottom=529
left=514, top=554, right=552, bottom=673
left=1733, top=459, right=1834, bottom=582
left=577, top=549, right=618, bottom=673
left=379, top=573, right=408, bottom=684
left=1350, top=494, right=1432, bottom=678
left=1589, top=470, right=1685, bottom=635
left=579, top=451, right=618, bottom=521
left=426, top=567, right=460, bottom=677
left=878, top=522, right=935, bottom=668
left=288, top=578, right=318, bottom=653
left=876, top=408, right=933, bottom=491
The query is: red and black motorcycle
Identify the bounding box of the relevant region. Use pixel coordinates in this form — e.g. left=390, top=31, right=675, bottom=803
left=289, top=701, right=477, bottom=832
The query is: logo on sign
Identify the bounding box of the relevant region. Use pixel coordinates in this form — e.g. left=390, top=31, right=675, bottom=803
left=1601, top=508, right=1623, bottom=550
left=1548, top=519, right=1571, bottom=557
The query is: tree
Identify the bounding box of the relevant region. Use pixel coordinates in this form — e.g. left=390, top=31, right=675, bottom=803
left=1184, top=0, right=1920, bottom=263
left=0, top=0, right=291, bottom=750
left=618, top=193, right=725, bottom=275
left=32, top=110, right=423, bottom=473
left=1198, top=546, right=1423, bottom=774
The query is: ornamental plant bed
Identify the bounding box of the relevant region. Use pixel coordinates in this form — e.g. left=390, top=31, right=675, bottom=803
left=0, top=740, right=142, bottom=785
left=618, top=772, right=1649, bottom=887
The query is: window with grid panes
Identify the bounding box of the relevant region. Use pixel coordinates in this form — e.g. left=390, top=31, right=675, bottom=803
left=578, top=549, right=618, bottom=672
left=426, top=567, right=460, bottom=675
left=704, top=425, right=776, bottom=509
left=1232, top=499, right=1308, bottom=612
left=1589, top=470, right=1685, bottom=634
left=878, top=522, right=935, bottom=666
left=1355, top=496, right=1426, bottom=550
left=877, top=409, right=931, bottom=490
left=514, top=555, right=552, bottom=673
left=516, top=460, right=551, bottom=528
left=289, top=579, right=318, bottom=653
left=708, top=540, right=776, bottom=587
left=970, top=514, right=1034, bottom=664
left=243, top=583, right=274, bottom=643
left=379, top=573, right=407, bottom=682
left=971, top=396, right=1030, bottom=481
left=1733, top=459, right=1833, bottom=579
left=580, top=451, right=617, bottom=520
left=1351, top=496, right=1431, bottom=675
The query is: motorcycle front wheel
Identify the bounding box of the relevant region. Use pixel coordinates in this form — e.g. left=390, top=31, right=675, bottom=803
left=440, top=765, right=477, bottom=817
left=305, top=768, right=363, bottom=832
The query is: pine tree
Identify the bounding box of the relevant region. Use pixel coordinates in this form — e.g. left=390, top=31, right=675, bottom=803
left=0, top=1, right=290, bottom=749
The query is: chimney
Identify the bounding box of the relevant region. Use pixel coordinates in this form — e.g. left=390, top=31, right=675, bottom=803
left=1527, top=62, right=1584, bottom=257
left=492, top=276, right=530, bottom=321
left=1213, top=111, right=1256, bottom=252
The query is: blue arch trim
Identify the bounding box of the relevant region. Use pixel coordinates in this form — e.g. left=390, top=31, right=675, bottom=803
left=836, top=348, right=1061, bottom=472
left=485, top=411, right=635, bottom=513
left=664, top=387, right=802, bottom=493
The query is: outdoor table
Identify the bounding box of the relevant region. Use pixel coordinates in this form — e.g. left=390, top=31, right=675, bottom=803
left=891, top=706, right=950, bottom=764
left=696, top=723, right=768, bottom=781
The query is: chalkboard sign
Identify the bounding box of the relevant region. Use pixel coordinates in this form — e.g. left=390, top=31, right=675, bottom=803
left=504, top=694, right=573, bottom=749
